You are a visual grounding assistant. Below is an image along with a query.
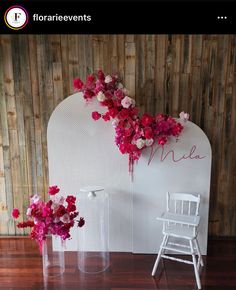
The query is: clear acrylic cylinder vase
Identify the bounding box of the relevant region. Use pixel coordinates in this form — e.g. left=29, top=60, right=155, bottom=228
left=42, top=235, right=65, bottom=277
left=78, top=187, right=109, bottom=273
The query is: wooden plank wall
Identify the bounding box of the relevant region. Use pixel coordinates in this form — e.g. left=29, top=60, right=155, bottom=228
left=0, top=35, right=235, bottom=237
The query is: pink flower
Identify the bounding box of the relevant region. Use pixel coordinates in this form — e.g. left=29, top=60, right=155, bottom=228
left=12, top=208, right=20, bottom=219
left=30, top=194, right=41, bottom=204
left=105, top=75, right=113, bottom=83
left=60, top=213, right=70, bottom=224
left=48, top=185, right=60, bottom=195
left=179, top=111, right=190, bottom=122
left=121, top=96, right=134, bottom=108
left=73, top=78, right=84, bottom=90
left=92, top=111, right=101, bottom=120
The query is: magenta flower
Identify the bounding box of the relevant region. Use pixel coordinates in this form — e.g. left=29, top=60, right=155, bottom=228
left=48, top=185, right=60, bottom=195
left=73, top=78, right=84, bottom=90
left=92, top=111, right=101, bottom=120
left=73, top=70, right=185, bottom=172
left=12, top=208, right=20, bottom=219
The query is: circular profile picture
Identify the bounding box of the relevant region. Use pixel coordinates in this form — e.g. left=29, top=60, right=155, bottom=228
left=4, top=6, right=29, bottom=30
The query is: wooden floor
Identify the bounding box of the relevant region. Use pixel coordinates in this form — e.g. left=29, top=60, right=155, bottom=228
left=0, top=238, right=235, bottom=290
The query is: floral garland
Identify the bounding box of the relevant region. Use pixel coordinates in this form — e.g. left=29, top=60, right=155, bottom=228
left=12, top=185, right=85, bottom=252
left=74, top=70, right=189, bottom=172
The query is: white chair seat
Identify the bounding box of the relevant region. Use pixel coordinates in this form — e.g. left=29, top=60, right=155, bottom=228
left=163, top=225, right=196, bottom=240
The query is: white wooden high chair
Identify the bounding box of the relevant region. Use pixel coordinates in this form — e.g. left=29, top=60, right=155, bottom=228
left=151, top=192, right=203, bottom=289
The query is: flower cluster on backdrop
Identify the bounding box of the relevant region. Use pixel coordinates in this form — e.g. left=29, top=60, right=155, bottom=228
left=74, top=70, right=189, bottom=172
left=12, top=186, right=85, bottom=252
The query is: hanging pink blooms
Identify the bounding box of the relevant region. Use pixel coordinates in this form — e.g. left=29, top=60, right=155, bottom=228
left=74, top=70, right=187, bottom=172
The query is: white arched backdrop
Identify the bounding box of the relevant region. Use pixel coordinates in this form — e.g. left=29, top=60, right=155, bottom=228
left=47, top=93, right=212, bottom=254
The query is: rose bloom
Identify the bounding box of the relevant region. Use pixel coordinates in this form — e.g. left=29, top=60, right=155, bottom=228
left=92, top=111, right=101, bottom=120
left=97, top=91, right=106, bottom=102
left=60, top=213, right=70, bottom=224
left=136, top=138, right=146, bottom=149
left=73, top=78, right=83, bottom=90
left=105, top=75, right=113, bottom=83
left=179, top=111, right=190, bottom=122
left=48, top=185, right=60, bottom=195
left=12, top=208, right=20, bottom=219
left=30, top=194, right=41, bottom=204
left=121, top=96, right=134, bottom=109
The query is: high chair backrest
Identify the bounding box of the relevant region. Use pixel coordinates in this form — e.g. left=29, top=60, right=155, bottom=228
left=167, top=192, right=200, bottom=217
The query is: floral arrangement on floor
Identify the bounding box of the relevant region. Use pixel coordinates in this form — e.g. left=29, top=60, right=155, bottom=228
left=74, top=70, right=189, bottom=172
left=12, top=185, right=85, bottom=252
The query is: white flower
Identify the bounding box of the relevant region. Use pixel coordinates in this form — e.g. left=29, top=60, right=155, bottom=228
left=26, top=208, right=32, bottom=216
left=117, top=82, right=124, bottom=89
left=112, top=119, right=118, bottom=128
left=51, top=195, right=64, bottom=205
left=60, top=213, right=70, bottom=224
left=136, top=138, right=146, bottom=149
left=179, top=111, right=190, bottom=122
left=145, top=138, right=154, bottom=147
left=97, top=91, right=106, bottom=102
left=121, top=96, right=135, bottom=108
left=30, top=194, right=40, bottom=204
left=105, top=75, right=112, bottom=83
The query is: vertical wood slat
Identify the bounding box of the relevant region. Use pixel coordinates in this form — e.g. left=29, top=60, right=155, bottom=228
left=0, top=34, right=235, bottom=237
left=0, top=38, right=8, bottom=233
left=125, top=35, right=136, bottom=98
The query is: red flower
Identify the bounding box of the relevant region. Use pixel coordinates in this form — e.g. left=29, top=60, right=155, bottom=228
left=12, top=208, right=20, bottom=219
left=172, top=123, right=183, bottom=136
left=119, top=108, right=130, bottom=120
left=141, top=114, right=153, bottom=126
left=102, top=113, right=110, bottom=121
left=92, top=111, right=101, bottom=120
left=108, top=108, right=118, bottom=118
left=66, top=195, right=76, bottom=204
left=17, top=220, right=34, bottom=228
left=86, top=75, right=95, bottom=84
left=84, top=90, right=95, bottom=100
left=158, top=136, right=167, bottom=145
left=97, top=70, right=105, bottom=80
left=55, top=205, right=67, bottom=217
left=78, top=217, right=85, bottom=227
left=74, top=78, right=84, bottom=90
left=48, top=185, right=60, bottom=195
left=67, top=203, right=76, bottom=212
left=144, top=127, right=154, bottom=139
